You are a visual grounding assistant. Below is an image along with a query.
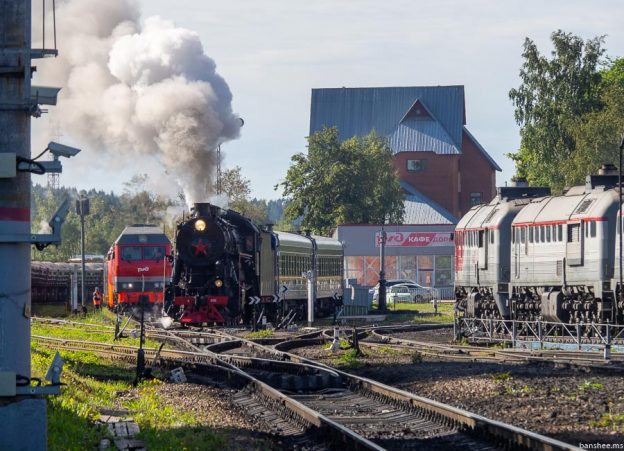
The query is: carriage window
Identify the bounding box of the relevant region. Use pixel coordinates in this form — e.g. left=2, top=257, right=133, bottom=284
left=590, top=221, right=596, bottom=238
left=539, top=226, right=544, bottom=243
left=520, top=227, right=526, bottom=244
left=585, top=222, right=589, bottom=238
left=529, top=227, right=534, bottom=243
left=568, top=223, right=581, bottom=242
left=478, top=230, right=484, bottom=248
left=121, top=246, right=142, bottom=261
left=490, top=230, right=494, bottom=244
left=546, top=226, right=551, bottom=242
left=558, top=225, right=563, bottom=242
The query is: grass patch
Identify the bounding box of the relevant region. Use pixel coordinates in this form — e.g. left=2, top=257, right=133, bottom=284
left=411, top=351, right=423, bottom=364
left=578, top=380, right=604, bottom=391
left=592, top=410, right=624, bottom=431
left=31, top=314, right=228, bottom=450
left=490, top=371, right=512, bottom=381
left=505, top=384, right=532, bottom=395
left=245, top=329, right=274, bottom=339
left=335, top=349, right=364, bottom=368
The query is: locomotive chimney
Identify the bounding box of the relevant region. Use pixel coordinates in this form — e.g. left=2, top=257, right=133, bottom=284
left=598, top=163, right=618, bottom=175
left=191, top=203, right=220, bottom=218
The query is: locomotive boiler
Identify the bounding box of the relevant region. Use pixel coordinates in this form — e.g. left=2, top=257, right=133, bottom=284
left=164, top=203, right=344, bottom=326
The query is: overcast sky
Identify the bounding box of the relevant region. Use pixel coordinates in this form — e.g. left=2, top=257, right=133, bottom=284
left=35, top=0, right=624, bottom=200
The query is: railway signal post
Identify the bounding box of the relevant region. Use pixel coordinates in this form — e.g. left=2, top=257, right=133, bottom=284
left=76, top=196, right=90, bottom=312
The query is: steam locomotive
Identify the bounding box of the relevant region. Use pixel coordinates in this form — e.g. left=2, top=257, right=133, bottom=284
left=455, top=165, right=624, bottom=325
left=164, top=203, right=343, bottom=326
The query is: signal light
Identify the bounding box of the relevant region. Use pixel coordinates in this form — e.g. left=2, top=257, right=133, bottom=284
left=194, top=219, right=207, bottom=232
left=214, top=279, right=223, bottom=288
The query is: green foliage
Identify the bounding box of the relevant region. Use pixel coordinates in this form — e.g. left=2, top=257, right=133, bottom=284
left=244, top=329, right=274, bottom=339
left=578, top=380, right=604, bottom=391
left=31, top=316, right=227, bottom=450
left=490, top=371, right=512, bottom=381
left=215, top=166, right=270, bottom=225
left=336, top=348, right=364, bottom=367
left=411, top=351, right=423, bottom=364
left=505, top=384, right=532, bottom=395
left=31, top=177, right=174, bottom=262
left=508, top=30, right=608, bottom=191
left=279, top=127, right=404, bottom=236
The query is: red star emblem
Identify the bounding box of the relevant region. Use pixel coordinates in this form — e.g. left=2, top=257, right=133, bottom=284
left=192, top=239, right=209, bottom=256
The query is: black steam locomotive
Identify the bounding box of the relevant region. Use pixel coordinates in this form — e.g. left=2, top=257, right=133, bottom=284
left=164, top=203, right=344, bottom=326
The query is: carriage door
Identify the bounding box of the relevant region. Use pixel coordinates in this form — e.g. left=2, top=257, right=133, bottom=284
left=478, top=229, right=487, bottom=270
left=566, top=222, right=584, bottom=266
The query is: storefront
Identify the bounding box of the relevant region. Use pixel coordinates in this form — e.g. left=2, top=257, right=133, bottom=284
left=334, top=224, right=455, bottom=293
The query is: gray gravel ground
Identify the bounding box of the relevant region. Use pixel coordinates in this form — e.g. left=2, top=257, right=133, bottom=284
left=290, top=328, right=624, bottom=447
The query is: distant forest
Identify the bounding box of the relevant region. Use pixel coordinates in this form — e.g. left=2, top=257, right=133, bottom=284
left=31, top=182, right=291, bottom=262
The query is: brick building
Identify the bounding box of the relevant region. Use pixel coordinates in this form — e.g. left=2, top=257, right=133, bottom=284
left=310, top=85, right=500, bottom=291
left=310, top=85, right=500, bottom=219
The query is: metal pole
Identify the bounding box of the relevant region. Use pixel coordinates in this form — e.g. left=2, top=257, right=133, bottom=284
left=378, top=224, right=387, bottom=311
left=619, top=132, right=624, bottom=322
left=307, top=271, right=314, bottom=327
left=80, top=210, right=86, bottom=311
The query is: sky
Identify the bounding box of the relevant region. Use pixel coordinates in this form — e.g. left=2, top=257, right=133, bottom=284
left=32, top=0, right=624, bottom=201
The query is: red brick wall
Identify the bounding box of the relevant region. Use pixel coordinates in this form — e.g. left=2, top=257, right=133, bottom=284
left=394, top=152, right=460, bottom=217
left=458, top=131, right=497, bottom=217
left=393, top=134, right=497, bottom=219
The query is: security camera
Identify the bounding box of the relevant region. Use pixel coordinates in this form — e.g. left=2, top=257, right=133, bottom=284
left=47, top=141, right=81, bottom=158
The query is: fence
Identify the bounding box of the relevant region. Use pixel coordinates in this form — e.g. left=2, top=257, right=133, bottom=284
left=456, top=316, right=624, bottom=352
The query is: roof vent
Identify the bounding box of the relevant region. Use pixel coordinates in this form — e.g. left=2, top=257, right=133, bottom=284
left=509, top=177, right=528, bottom=187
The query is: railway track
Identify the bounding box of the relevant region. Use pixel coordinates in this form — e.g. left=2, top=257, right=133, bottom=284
left=33, top=328, right=578, bottom=450
left=366, top=324, right=624, bottom=370
left=165, top=329, right=579, bottom=450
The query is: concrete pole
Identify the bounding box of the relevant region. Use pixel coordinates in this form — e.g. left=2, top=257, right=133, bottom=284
left=0, top=1, right=47, bottom=448
left=0, top=0, right=33, bottom=381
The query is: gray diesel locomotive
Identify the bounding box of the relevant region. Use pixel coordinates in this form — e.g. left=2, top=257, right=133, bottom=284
left=455, top=166, right=624, bottom=325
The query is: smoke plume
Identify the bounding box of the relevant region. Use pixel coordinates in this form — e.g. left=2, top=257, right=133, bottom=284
left=34, top=0, right=241, bottom=205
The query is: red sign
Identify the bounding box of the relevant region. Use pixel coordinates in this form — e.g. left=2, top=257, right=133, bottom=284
left=375, top=232, right=453, bottom=247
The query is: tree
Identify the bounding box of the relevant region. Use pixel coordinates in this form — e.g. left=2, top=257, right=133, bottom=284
left=508, top=30, right=606, bottom=191
left=565, top=58, right=624, bottom=182
left=215, top=166, right=269, bottom=225
left=278, top=127, right=404, bottom=236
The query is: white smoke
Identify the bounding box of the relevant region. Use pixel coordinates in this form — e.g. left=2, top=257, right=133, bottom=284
left=34, top=0, right=241, bottom=206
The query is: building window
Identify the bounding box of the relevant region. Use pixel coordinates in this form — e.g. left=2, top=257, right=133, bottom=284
left=407, top=159, right=427, bottom=172
left=470, top=192, right=482, bottom=206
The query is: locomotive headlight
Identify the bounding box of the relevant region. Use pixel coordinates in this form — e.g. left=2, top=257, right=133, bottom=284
left=214, top=279, right=223, bottom=288
left=194, top=219, right=207, bottom=232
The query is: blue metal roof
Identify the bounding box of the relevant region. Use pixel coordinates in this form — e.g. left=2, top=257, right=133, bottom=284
left=310, top=86, right=466, bottom=155
left=400, top=181, right=458, bottom=225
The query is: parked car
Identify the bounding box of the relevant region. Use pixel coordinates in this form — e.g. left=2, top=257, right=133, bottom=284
left=370, top=280, right=434, bottom=303
left=369, top=279, right=413, bottom=301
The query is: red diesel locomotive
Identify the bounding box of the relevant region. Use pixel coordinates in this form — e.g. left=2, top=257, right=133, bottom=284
left=105, top=225, right=172, bottom=310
